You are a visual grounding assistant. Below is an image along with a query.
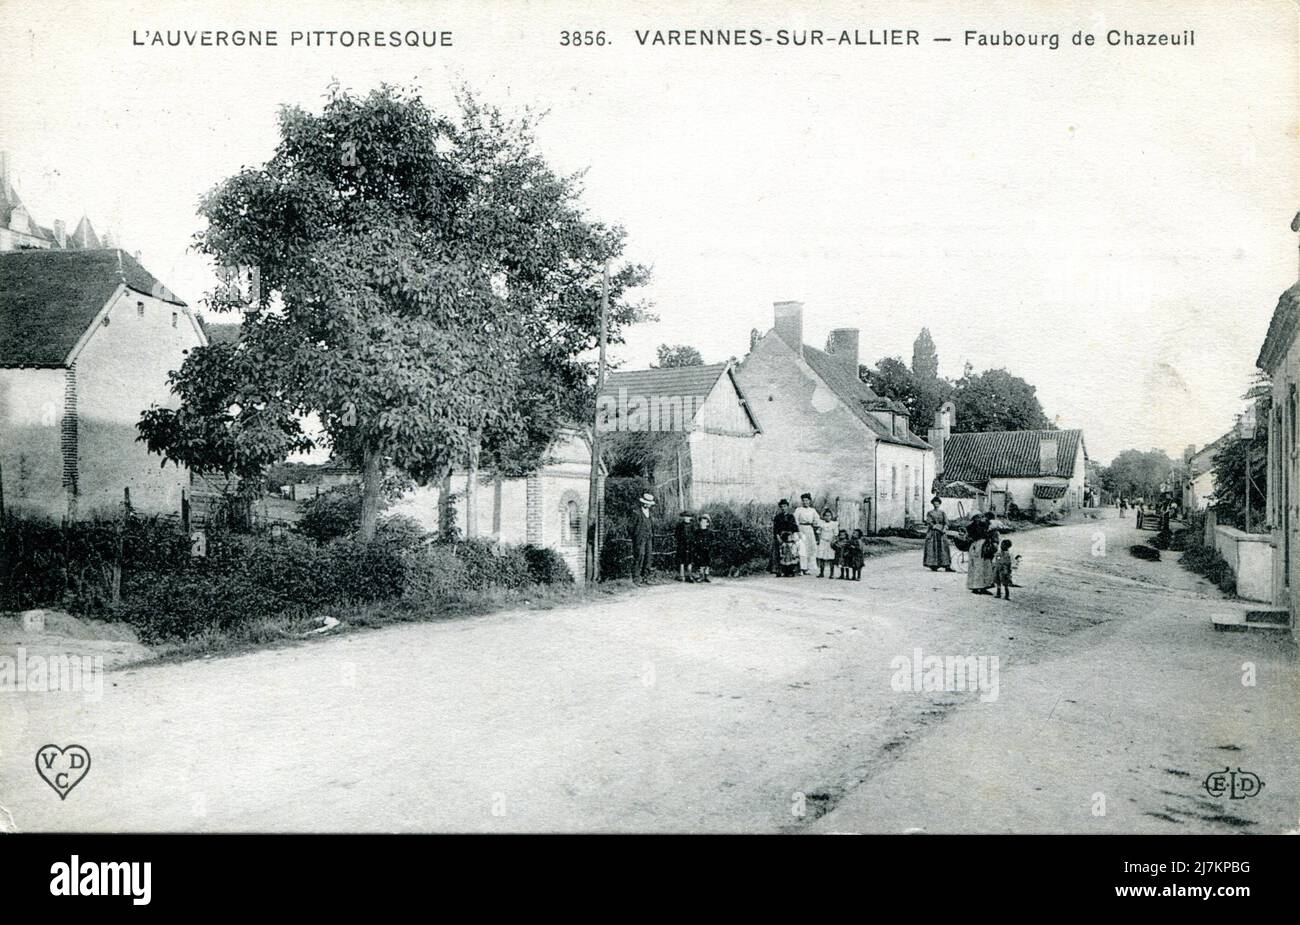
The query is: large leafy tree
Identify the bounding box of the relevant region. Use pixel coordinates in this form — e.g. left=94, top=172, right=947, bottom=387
left=654, top=344, right=704, bottom=368
left=949, top=365, right=1052, bottom=433
left=911, top=327, right=939, bottom=380
left=144, top=83, right=648, bottom=539
left=1100, top=448, right=1176, bottom=501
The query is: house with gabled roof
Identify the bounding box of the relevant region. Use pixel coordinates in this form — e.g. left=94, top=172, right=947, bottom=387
left=0, top=248, right=205, bottom=518
left=596, top=361, right=761, bottom=512
left=734, top=301, right=934, bottom=531
left=927, top=402, right=1088, bottom=516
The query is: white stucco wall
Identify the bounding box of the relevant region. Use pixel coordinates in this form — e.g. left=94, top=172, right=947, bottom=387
left=1265, top=326, right=1298, bottom=625
left=73, top=287, right=204, bottom=516
left=876, top=441, right=933, bottom=527
left=735, top=333, right=878, bottom=512
left=0, top=367, right=66, bottom=517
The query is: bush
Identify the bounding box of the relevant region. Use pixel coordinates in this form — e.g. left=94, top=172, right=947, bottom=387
left=400, top=544, right=470, bottom=602
left=1180, top=543, right=1237, bottom=595
left=295, top=485, right=362, bottom=542
left=522, top=544, right=575, bottom=585
left=452, top=538, right=532, bottom=590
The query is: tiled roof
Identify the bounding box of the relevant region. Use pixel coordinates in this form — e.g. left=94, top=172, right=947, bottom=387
left=1257, top=280, right=1299, bottom=372
left=201, top=320, right=242, bottom=345
left=942, top=429, right=1085, bottom=483
left=601, top=363, right=729, bottom=410
left=801, top=344, right=931, bottom=449
left=1033, top=483, right=1069, bottom=500
left=0, top=248, right=186, bottom=367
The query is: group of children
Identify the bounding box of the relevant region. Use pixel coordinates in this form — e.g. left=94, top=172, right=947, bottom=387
left=778, top=527, right=869, bottom=580
left=674, top=510, right=714, bottom=583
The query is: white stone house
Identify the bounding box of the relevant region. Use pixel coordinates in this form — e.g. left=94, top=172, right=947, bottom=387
left=386, top=427, right=603, bottom=584
left=929, top=405, right=1087, bottom=516
left=596, top=362, right=762, bottom=513
left=1257, top=216, right=1300, bottom=630
left=734, top=301, right=935, bottom=531
left=0, top=248, right=204, bottom=518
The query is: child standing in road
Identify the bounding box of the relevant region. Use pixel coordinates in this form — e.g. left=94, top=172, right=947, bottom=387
left=693, top=514, right=714, bottom=583
left=779, top=532, right=801, bottom=577
left=994, top=539, right=1014, bottom=599
left=850, top=528, right=868, bottom=580
left=675, top=510, right=696, bottom=582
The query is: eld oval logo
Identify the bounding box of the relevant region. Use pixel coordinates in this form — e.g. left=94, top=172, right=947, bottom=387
left=35, top=744, right=91, bottom=800
left=1203, top=767, right=1264, bottom=800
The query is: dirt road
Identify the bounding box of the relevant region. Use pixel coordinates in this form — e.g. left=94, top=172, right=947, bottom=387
left=3, top=511, right=1295, bottom=832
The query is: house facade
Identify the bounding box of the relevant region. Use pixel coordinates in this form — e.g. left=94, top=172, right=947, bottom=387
left=597, top=362, right=761, bottom=513
left=929, top=404, right=1087, bottom=516
left=1257, top=218, right=1300, bottom=630
left=0, top=248, right=203, bottom=518
left=735, top=301, right=934, bottom=530
left=386, top=427, right=602, bottom=584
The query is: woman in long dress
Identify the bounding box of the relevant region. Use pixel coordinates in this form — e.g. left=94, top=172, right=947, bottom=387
left=816, top=506, right=839, bottom=577
left=923, top=497, right=954, bottom=571
left=965, top=512, right=996, bottom=593
left=794, top=493, right=820, bottom=575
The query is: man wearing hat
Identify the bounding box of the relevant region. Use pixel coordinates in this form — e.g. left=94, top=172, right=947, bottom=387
left=631, top=491, right=656, bottom=583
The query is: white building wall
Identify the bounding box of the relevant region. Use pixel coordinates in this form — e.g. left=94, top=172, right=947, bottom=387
left=74, top=288, right=204, bottom=515
left=0, top=367, right=66, bottom=517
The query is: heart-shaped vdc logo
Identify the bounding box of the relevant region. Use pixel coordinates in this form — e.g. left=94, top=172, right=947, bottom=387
left=35, top=744, right=91, bottom=800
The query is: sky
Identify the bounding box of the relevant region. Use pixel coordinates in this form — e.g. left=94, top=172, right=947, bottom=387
left=1, top=0, right=1296, bottom=464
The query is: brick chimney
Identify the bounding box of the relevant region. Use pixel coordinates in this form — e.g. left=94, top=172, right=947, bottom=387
left=773, top=301, right=804, bottom=356
left=927, top=401, right=955, bottom=476
left=826, top=327, right=860, bottom=379
left=53, top=219, right=66, bottom=248
left=1039, top=437, right=1059, bottom=474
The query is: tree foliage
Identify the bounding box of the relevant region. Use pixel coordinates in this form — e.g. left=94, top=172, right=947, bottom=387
left=655, top=344, right=704, bottom=368
left=949, top=365, right=1053, bottom=433
left=142, top=83, right=649, bottom=537
left=1211, top=409, right=1268, bottom=531
left=1099, top=448, right=1176, bottom=501
left=911, top=327, right=939, bottom=380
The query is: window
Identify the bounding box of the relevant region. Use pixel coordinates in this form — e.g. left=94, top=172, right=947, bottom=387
left=563, top=499, right=581, bottom=547
left=137, top=301, right=144, bottom=317
left=171, top=312, right=178, bottom=328
left=891, top=465, right=898, bottom=500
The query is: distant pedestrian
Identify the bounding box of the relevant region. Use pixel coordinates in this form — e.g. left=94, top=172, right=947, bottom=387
left=771, top=499, right=797, bottom=574
left=693, top=514, right=714, bottom=582
left=993, top=539, right=1015, bottom=599
left=816, top=506, right=839, bottom=577
left=631, top=492, right=656, bottom=583
left=675, top=510, right=696, bottom=582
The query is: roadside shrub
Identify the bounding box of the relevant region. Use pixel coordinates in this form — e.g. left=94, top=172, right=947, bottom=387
left=452, top=539, right=532, bottom=590
left=1180, top=543, right=1237, bottom=595
left=295, top=485, right=362, bottom=542
left=693, top=505, right=769, bottom=573
left=522, top=544, right=575, bottom=585
left=401, top=544, right=470, bottom=602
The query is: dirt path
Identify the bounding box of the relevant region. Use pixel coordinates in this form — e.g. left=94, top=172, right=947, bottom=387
left=2, top=511, right=1294, bottom=832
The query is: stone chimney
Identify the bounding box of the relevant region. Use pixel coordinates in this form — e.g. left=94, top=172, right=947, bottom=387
left=1039, top=437, right=1059, bottom=474
left=827, top=327, right=860, bottom=379
left=928, top=401, right=956, bottom=476
left=773, top=301, right=804, bottom=356
left=0, top=150, right=10, bottom=193
left=53, top=219, right=66, bottom=248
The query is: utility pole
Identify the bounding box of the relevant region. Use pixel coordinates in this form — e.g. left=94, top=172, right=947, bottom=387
left=587, top=262, right=610, bottom=582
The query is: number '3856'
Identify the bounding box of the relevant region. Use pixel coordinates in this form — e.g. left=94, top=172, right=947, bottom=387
left=560, top=31, right=607, bottom=46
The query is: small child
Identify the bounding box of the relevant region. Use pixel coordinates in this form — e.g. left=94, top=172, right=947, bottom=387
left=830, top=530, right=853, bottom=580
left=994, top=538, right=1014, bottom=599
left=851, top=528, right=868, bottom=580
left=675, top=510, right=695, bottom=582
left=693, top=514, right=714, bottom=583
left=779, top=531, right=801, bottom=577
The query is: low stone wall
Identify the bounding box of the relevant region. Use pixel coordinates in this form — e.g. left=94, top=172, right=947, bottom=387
left=1212, top=525, right=1274, bottom=603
